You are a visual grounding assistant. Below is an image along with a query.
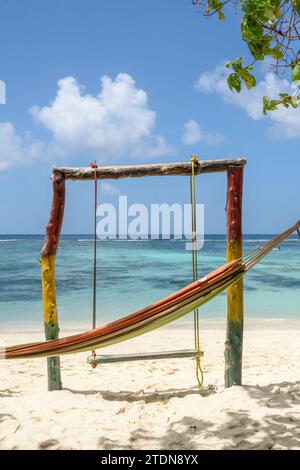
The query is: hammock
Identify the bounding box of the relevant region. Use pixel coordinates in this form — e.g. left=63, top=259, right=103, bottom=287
left=4, top=220, right=299, bottom=360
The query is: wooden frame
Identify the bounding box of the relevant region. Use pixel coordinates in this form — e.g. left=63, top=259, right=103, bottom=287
left=41, top=158, right=246, bottom=391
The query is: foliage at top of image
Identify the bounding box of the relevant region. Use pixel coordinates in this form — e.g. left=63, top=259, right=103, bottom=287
left=193, top=1, right=300, bottom=113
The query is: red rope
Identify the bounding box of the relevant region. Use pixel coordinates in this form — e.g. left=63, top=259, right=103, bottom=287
left=90, top=161, right=98, bottom=368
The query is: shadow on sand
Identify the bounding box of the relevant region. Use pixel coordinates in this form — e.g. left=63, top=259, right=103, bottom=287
left=65, top=380, right=300, bottom=450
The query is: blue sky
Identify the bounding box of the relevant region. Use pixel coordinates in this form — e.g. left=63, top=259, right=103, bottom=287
left=0, top=0, right=299, bottom=234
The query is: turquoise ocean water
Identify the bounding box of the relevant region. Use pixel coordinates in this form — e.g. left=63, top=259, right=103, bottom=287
left=0, top=235, right=299, bottom=328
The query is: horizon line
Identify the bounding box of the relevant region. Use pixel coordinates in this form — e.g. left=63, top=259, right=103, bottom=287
left=0, top=233, right=298, bottom=237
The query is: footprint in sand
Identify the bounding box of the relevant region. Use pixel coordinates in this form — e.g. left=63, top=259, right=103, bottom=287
left=31, top=416, right=42, bottom=423
left=38, top=439, right=60, bottom=450
left=166, top=368, right=179, bottom=375
left=116, top=407, right=126, bottom=415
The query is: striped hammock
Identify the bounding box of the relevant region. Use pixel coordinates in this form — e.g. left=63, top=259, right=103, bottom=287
left=4, top=221, right=299, bottom=360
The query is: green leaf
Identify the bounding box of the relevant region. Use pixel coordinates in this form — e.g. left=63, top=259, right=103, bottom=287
left=263, top=96, right=282, bottom=114
left=240, top=69, right=256, bottom=89
left=264, top=8, right=276, bottom=21
left=227, top=73, right=242, bottom=93
left=269, top=46, right=284, bottom=60
left=274, top=8, right=283, bottom=19
left=218, top=10, right=225, bottom=21
left=231, top=56, right=244, bottom=73
left=241, top=15, right=263, bottom=42
left=263, top=92, right=300, bottom=115
left=292, top=61, right=300, bottom=83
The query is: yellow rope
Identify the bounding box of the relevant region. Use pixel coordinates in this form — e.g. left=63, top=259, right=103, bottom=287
left=190, top=155, right=204, bottom=388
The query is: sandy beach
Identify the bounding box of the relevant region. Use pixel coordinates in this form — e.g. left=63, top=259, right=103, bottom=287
left=1, top=320, right=300, bottom=450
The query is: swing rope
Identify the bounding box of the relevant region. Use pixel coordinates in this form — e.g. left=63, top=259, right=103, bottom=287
left=190, top=155, right=204, bottom=388
left=91, top=161, right=98, bottom=368
left=88, top=156, right=203, bottom=385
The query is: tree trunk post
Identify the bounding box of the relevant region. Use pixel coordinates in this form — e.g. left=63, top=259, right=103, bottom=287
left=225, top=166, right=244, bottom=387
left=41, top=172, right=65, bottom=391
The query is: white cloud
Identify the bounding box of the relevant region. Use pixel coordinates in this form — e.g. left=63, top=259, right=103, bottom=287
left=0, top=73, right=172, bottom=172
left=100, top=182, right=120, bottom=196
left=182, top=119, right=226, bottom=145
left=0, top=122, right=43, bottom=171
left=0, top=80, right=6, bottom=104
left=267, top=98, right=300, bottom=139
left=30, top=73, right=172, bottom=160
left=196, top=65, right=300, bottom=139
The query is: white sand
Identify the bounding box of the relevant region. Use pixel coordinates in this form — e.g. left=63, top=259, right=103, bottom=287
left=1, top=320, right=300, bottom=450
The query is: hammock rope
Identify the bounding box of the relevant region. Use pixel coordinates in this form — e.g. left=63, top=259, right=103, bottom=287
left=190, top=155, right=204, bottom=388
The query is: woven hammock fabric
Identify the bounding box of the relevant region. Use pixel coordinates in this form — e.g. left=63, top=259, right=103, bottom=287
left=4, top=220, right=299, bottom=360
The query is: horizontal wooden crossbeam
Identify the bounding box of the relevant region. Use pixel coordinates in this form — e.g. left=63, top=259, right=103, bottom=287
left=87, top=349, right=203, bottom=364
left=53, top=158, right=246, bottom=180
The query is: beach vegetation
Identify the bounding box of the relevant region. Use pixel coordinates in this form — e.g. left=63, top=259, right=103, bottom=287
left=193, top=1, right=300, bottom=112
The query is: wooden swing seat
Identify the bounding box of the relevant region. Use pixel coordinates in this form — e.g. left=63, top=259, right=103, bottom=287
left=87, top=349, right=203, bottom=365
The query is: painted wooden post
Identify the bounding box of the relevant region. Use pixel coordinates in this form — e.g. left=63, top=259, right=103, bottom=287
left=41, top=172, right=65, bottom=391
left=225, top=166, right=244, bottom=387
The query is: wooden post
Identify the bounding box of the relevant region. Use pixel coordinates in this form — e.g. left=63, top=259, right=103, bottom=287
left=41, top=172, right=65, bottom=391
left=225, top=166, right=244, bottom=387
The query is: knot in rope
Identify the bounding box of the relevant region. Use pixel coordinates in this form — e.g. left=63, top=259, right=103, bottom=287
left=195, top=349, right=204, bottom=388
left=191, top=155, right=199, bottom=166
left=91, top=350, right=97, bottom=369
